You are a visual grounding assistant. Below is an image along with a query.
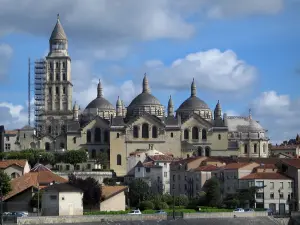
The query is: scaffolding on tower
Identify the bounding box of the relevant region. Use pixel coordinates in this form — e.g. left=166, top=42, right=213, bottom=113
left=34, top=58, right=47, bottom=135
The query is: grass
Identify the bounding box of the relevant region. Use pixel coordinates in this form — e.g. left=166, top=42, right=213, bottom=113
left=83, top=207, right=233, bottom=215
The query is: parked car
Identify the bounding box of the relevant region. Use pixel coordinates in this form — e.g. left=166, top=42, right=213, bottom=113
left=128, top=209, right=142, bottom=215
left=244, top=208, right=254, bottom=212
left=155, top=210, right=167, bottom=214
left=11, top=212, right=27, bottom=217
left=233, top=208, right=245, bottom=212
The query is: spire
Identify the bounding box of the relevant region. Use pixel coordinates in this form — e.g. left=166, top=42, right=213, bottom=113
left=249, top=108, right=252, bottom=120
left=116, top=96, right=122, bottom=106
left=97, top=79, right=103, bottom=98
left=50, top=14, right=67, bottom=41
left=142, top=73, right=151, bottom=94
left=191, top=78, right=196, bottom=97
left=168, top=95, right=174, bottom=117
left=214, top=100, right=222, bottom=120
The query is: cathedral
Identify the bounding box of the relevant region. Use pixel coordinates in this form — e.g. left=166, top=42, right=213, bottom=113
left=16, top=16, right=270, bottom=176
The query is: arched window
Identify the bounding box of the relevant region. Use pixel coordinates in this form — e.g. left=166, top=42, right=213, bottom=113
left=152, top=126, right=158, bottom=138
left=202, top=129, right=207, bottom=140
left=133, top=126, right=139, bottom=138
left=142, top=123, right=149, bottom=138
left=45, top=142, right=50, bottom=151
left=94, top=128, right=101, bottom=142
left=184, top=129, right=189, bottom=140
left=48, top=126, right=52, bottom=134
left=254, top=144, right=257, bottom=153
left=87, top=130, right=91, bottom=143
left=218, top=134, right=221, bottom=140
left=91, top=149, right=96, bottom=159
left=198, top=147, right=202, bottom=156
left=117, top=154, right=122, bottom=165
left=263, top=144, right=266, bottom=153
left=104, top=130, right=109, bottom=143
left=205, top=147, right=210, bottom=156
left=11, top=172, right=20, bottom=179
left=244, top=144, right=248, bottom=154
left=192, top=127, right=199, bottom=139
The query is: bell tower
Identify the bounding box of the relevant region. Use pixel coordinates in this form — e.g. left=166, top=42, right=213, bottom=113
left=42, top=14, right=73, bottom=136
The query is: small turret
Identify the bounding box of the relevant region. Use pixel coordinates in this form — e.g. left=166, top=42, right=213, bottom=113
left=97, top=79, right=103, bottom=98
left=142, top=73, right=151, bottom=94
left=73, top=102, right=79, bottom=121
left=49, top=14, right=68, bottom=56
left=121, top=100, right=126, bottom=117
left=116, top=96, right=122, bottom=117
left=191, top=78, right=196, bottom=97
left=168, top=95, right=174, bottom=117
left=214, top=100, right=222, bottom=120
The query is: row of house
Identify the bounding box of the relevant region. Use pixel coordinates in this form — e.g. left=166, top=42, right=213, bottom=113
left=0, top=160, right=128, bottom=215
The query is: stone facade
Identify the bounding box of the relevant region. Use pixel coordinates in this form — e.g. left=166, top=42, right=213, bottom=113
left=15, top=16, right=270, bottom=177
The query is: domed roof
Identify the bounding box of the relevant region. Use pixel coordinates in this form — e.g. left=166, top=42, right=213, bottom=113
left=128, top=92, right=162, bottom=108
left=128, top=74, right=162, bottom=109
left=177, top=79, right=210, bottom=111
left=177, top=96, right=209, bottom=111
left=85, top=97, right=115, bottom=110
left=85, top=79, right=115, bottom=110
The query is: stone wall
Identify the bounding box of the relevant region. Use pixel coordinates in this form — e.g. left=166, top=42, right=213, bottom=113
left=54, top=171, right=113, bottom=183
left=183, top=211, right=268, bottom=219
left=17, top=214, right=167, bottom=224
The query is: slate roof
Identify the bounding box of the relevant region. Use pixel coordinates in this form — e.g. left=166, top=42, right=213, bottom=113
left=50, top=17, right=67, bottom=40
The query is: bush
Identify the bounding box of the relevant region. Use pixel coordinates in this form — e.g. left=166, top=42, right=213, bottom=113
left=84, top=210, right=129, bottom=215
left=139, top=201, right=154, bottom=210
left=175, top=195, right=189, bottom=207
left=153, top=202, right=169, bottom=210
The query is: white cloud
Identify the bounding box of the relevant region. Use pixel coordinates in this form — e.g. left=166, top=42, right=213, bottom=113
left=0, top=43, right=13, bottom=79
left=224, top=110, right=239, bottom=116
left=207, top=0, right=284, bottom=18
left=72, top=60, right=140, bottom=109
left=145, top=60, right=164, bottom=68
left=251, top=91, right=300, bottom=143
left=146, top=49, right=257, bottom=93
left=0, top=102, right=27, bottom=129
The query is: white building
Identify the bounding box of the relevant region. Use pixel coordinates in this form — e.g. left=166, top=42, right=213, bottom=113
left=42, top=183, right=83, bottom=216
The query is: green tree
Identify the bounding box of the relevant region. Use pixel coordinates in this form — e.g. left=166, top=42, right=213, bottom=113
left=129, top=179, right=150, bottom=207
left=68, top=174, right=101, bottom=210
left=175, top=195, right=189, bottom=207
left=63, top=150, right=88, bottom=170
left=202, top=177, right=222, bottom=207
left=0, top=170, right=12, bottom=196
left=96, top=152, right=109, bottom=169
left=103, top=178, right=117, bottom=186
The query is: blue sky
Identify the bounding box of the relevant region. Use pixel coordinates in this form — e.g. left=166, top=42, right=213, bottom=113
left=0, top=0, right=299, bottom=143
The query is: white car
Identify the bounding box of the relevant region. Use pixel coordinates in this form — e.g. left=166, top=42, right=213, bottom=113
left=128, top=209, right=142, bottom=215
left=233, top=208, right=244, bottom=212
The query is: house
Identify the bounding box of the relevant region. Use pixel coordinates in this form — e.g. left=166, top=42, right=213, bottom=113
left=3, top=164, right=67, bottom=212
left=270, top=145, right=300, bottom=158
left=239, top=169, right=293, bottom=214
left=3, top=130, right=19, bottom=151
left=0, top=160, right=31, bottom=179
left=100, top=185, right=128, bottom=211
left=42, top=183, right=83, bottom=216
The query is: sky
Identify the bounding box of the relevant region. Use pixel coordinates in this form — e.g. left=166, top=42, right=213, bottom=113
left=0, top=0, right=300, bottom=144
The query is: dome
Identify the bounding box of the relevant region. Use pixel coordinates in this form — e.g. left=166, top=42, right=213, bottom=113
left=85, top=97, right=115, bottom=110
left=177, top=96, right=209, bottom=111
left=84, top=79, right=115, bottom=111
left=128, top=92, right=162, bottom=109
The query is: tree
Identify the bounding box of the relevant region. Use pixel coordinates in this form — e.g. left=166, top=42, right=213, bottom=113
left=202, top=177, right=222, bottom=207
left=96, top=152, right=109, bottom=169
left=0, top=170, right=12, bottom=196
left=129, top=179, right=151, bottom=207
left=63, top=150, right=88, bottom=170
left=103, top=178, right=117, bottom=186
left=30, top=190, right=43, bottom=209
left=68, top=174, right=101, bottom=210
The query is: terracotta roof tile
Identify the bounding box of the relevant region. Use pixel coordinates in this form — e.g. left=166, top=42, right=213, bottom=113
left=281, top=159, right=300, bottom=169
left=0, top=160, right=27, bottom=169
left=101, top=185, right=127, bottom=201
left=4, top=130, right=18, bottom=135
left=270, top=145, right=299, bottom=150
left=4, top=171, right=67, bottom=201
left=240, top=172, right=291, bottom=180
left=171, top=156, right=206, bottom=165
left=147, top=155, right=174, bottom=162
left=194, top=165, right=220, bottom=172
left=223, top=162, right=252, bottom=170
